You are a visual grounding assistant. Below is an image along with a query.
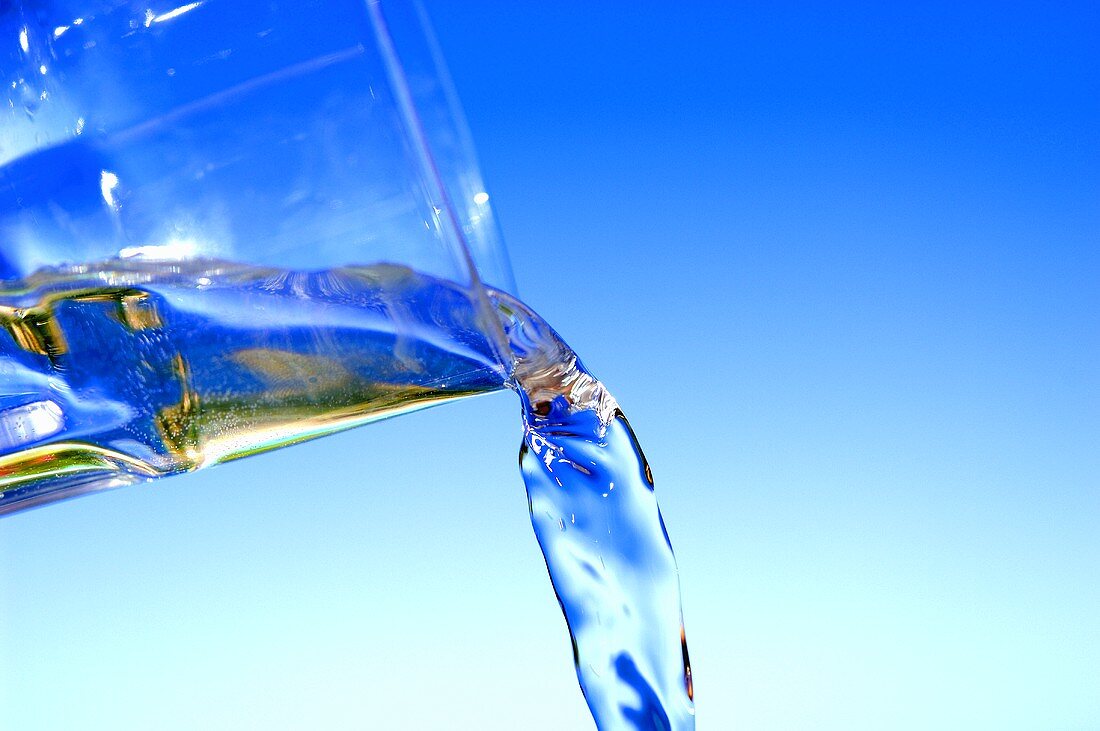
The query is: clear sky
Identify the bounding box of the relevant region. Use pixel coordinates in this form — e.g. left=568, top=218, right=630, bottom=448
left=2, top=2, right=1098, bottom=729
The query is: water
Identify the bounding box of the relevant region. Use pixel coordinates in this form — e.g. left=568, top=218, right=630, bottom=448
left=502, top=298, right=695, bottom=730
left=0, top=259, right=693, bottom=730
left=0, top=259, right=507, bottom=512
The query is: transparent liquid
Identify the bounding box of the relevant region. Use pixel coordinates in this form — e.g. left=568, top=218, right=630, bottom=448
left=503, top=300, right=695, bottom=730
left=0, top=259, right=693, bottom=730
left=0, top=259, right=507, bottom=512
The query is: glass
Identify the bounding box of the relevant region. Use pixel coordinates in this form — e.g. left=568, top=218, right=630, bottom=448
left=0, top=6, right=700, bottom=727
left=0, top=0, right=517, bottom=513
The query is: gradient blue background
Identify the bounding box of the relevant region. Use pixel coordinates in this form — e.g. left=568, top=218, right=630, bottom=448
left=2, top=2, right=1098, bottom=729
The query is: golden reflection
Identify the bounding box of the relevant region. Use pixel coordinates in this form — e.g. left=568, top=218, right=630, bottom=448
left=0, top=286, right=166, bottom=358
left=155, top=353, right=202, bottom=465
left=231, top=349, right=356, bottom=396
left=117, top=292, right=163, bottom=330
left=0, top=306, right=66, bottom=358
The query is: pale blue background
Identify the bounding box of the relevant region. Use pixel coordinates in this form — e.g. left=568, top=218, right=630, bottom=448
left=2, top=2, right=1098, bottom=729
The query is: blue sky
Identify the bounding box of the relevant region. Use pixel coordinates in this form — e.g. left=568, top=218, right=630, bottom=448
left=2, top=1, right=1098, bottom=729
left=430, top=3, right=1099, bottom=728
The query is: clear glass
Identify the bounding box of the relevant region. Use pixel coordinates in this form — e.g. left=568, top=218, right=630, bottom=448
left=0, top=0, right=517, bottom=513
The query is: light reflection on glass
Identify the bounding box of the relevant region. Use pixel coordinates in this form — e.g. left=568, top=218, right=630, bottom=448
left=148, top=2, right=204, bottom=26
left=99, top=171, right=121, bottom=210
left=0, top=401, right=64, bottom=450
left=119, top=238, right=200, bottom=261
